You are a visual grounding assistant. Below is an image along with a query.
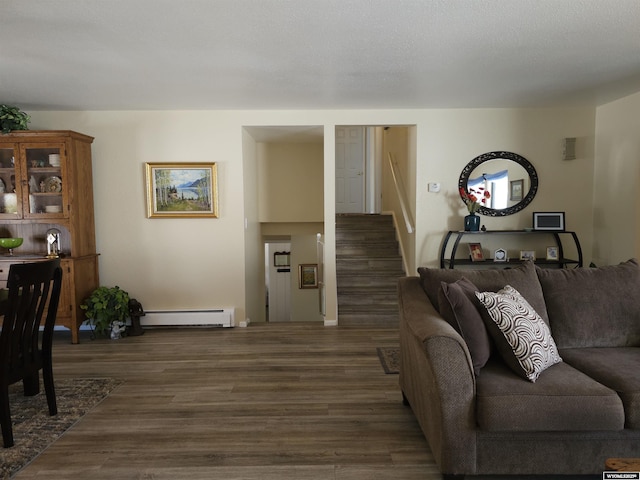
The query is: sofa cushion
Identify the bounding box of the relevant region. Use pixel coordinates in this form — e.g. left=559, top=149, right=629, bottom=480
left=560, top=347, right=640, bottom=429
left=476, top=358, right=625, bottom=432
left=476, top=285, right=562, bottom=382
left=437, top=277, right=491, bottom=376
left=418, top=260, right=549, bottom=323
left=536, top=259, right=640, bottom=348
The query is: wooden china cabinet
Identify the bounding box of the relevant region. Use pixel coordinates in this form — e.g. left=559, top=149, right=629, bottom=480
left=0, top=130, right=99, bottom=343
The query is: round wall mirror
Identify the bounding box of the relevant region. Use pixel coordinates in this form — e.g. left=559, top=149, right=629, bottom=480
left=458, top=151, right=538, bottom=217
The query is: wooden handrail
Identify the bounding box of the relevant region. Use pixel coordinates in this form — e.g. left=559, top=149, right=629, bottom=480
left=388, top=153, right=414, bottom=234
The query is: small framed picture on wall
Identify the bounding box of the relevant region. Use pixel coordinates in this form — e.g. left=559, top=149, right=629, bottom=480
left=298, top=264, right=318, bottom=289
left=510, top=179, right=524, bottom=201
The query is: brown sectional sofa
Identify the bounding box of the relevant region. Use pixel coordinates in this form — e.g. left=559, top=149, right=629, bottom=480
left=398, top=259, right=640, bottom=478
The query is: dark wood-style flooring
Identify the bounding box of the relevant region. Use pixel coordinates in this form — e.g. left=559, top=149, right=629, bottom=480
left=13, top=323, right=442, bottom=480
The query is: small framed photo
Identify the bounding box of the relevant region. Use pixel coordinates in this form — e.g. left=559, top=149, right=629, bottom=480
left=468, top=243, right=484, bottom=261
left=546, top=246, right=559, bottom=261
left=298, top=264, right=318, bottom=289
left=274, top=251, right=290, bottom=267
left=520, top=250, right=536, bottom=261
left=493, top=248, right=508, bottom=262
left=510, top=179, right=524, bottom=201
left=533, top=212, right=565, bottom=231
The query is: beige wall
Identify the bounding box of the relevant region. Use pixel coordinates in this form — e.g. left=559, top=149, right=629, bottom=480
left=28, top=107, right=600, bottom=324
left=290, top=234, right=323, bottom=322
left=593, top=91, right=640, bottom=265
left=258, top=142, right=323, bottom=222
left=415, top=108, right=596, bottom=269
left=382, top=126, right=417, bottom=273
left=254, top=139, right=324, bottom=322
left=242, top=130, right=262, bottom=325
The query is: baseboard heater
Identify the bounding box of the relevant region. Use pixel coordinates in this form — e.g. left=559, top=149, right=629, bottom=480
left=140, top=308, right=235, bottom=328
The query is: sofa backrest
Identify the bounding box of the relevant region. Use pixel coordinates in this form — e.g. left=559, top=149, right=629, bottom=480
left=536, top=259, right=640, bottom=348
left=418, top=261, right=549, bottom=324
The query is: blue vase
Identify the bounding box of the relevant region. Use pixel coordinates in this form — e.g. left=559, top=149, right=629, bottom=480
left=464, top=213, right=480, bottom=232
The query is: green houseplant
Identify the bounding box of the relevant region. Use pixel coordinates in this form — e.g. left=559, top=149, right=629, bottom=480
left=0, top=105, right=31, bottom=134
left=81, top=286, right=130, bottom=337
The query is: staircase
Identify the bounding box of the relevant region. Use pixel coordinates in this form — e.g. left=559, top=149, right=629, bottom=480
left=336, top=214, right=405, bottom=326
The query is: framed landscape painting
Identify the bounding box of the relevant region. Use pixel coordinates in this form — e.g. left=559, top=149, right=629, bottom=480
left=145, top=163, right=218, bottom=218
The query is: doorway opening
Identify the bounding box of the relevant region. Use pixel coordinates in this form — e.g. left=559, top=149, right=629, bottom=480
left=335, top=126, right=383, bottom=214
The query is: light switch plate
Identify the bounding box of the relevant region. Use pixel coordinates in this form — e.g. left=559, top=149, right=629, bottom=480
left=428, top=182, right=441, bottom=193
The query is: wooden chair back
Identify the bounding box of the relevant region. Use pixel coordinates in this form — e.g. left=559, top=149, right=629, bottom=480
left=0, top=259, right=62, bottom=448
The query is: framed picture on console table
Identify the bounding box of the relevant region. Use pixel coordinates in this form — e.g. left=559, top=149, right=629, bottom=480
left=494, top=248, right=508, bottom=262
left=520, top=250, right=536, bottom=261
left=468, top=243, right=484, bottom=261
left=145, top=162, right=219, bottom=218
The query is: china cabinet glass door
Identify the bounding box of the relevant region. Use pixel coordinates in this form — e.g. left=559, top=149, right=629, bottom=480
left=0, top=146, right=20, bottom=218
left=21, top=144, right=67, bottom=218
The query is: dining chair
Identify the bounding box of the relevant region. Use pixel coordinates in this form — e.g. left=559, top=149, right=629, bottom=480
left=0, top=259, right=62, bottom=448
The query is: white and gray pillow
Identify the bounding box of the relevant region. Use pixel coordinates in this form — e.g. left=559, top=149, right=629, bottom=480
left=476, top=285, right=562, bottom=382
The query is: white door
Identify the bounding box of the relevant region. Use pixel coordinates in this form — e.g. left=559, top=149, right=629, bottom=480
left=266, top=242, right=291, bottom=322
left=335, top=126, right=365, bottom=213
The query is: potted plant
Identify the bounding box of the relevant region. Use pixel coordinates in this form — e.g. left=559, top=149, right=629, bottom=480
left=0, top=105, right=30, bottom=134
left=81, top=286, right=130, bottom=338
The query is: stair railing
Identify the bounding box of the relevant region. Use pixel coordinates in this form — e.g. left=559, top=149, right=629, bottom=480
left=388, top=152, right=415, bottom=234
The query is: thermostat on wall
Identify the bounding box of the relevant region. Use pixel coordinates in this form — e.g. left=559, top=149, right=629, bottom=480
left=428, top=182, right=441, bottom=193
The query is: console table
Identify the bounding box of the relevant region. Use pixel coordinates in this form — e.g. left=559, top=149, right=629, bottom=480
left=440, top=230, right=583, bottom=269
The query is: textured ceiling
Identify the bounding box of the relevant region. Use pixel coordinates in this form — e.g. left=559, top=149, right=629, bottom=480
left=2, top=0, right=640, bottom=111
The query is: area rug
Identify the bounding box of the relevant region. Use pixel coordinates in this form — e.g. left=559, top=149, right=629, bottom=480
left=0, top=377, right=121, bottom=480
left=377, top=347, right=400, bottom=374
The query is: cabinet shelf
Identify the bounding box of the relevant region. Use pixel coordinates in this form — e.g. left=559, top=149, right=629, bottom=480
left=440, top=229, right=583, bottom=269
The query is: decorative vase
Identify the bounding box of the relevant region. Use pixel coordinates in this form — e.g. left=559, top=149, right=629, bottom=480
left=464, top=213, right=480, bottom=232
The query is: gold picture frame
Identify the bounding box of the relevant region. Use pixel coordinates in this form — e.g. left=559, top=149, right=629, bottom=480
left=145, top=163, right=218, bottom=218
left=546, top=246, right=559, bottom=260
left=298, top=264, right=318, bottom=289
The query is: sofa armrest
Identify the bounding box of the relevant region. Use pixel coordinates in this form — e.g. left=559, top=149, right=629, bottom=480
left=398, top=276, right=477, bottom=475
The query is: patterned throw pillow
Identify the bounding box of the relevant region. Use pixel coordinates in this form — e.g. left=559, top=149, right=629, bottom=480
left=476, top=285, right=562, bottom=382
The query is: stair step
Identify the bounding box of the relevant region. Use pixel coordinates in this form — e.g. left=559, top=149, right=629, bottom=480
left=336, top=231, right=397, bottom=242
left=337, top=290, right=398, bottom=301
left=338, top=295, right=398, bottom=307
left=336, top=239, right=399, bottom=247
left=336, top=276, right=401, bottom=289
left=337, top=259, right=404, bottom=273
left=336, top=214, right=394, bottom=225
left=337, top=284, right=398, bottom=294
left=336, top=247, right=401, bottom=258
